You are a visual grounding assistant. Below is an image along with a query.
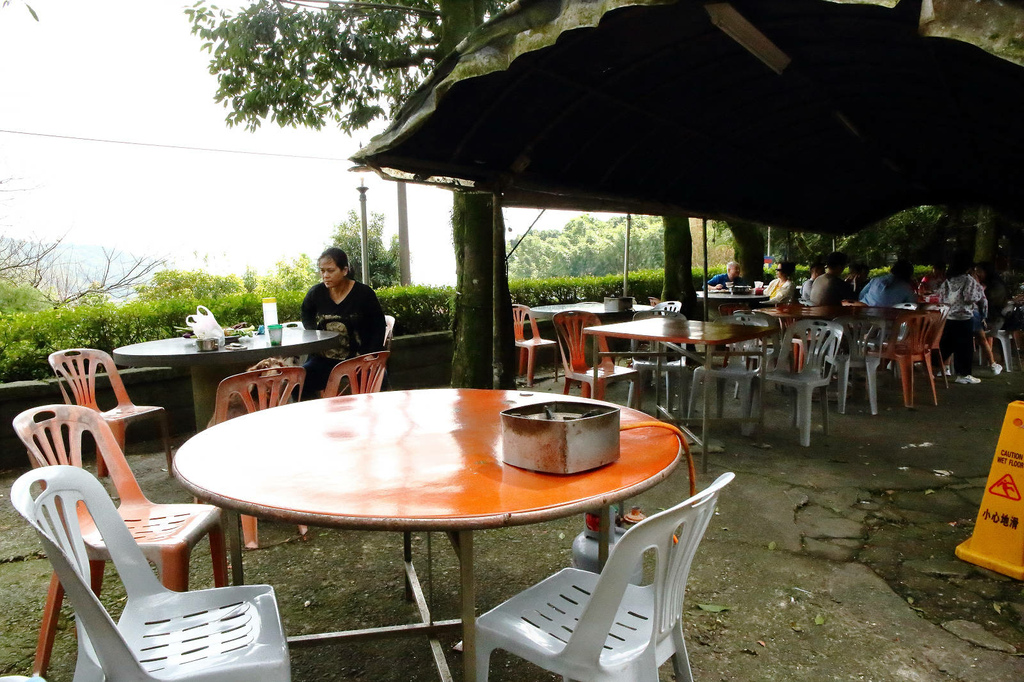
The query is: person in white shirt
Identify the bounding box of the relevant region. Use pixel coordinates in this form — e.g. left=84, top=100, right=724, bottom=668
left=800, top=262, right=825, bottom=303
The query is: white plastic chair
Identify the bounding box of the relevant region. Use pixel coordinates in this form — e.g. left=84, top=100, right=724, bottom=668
left=383, top=314, right=396, bottom=350
left=475, top=472, right=734, bottom=682
left=651, top=300, right=682, bottom=312
left=758, top=319, right=843, bottom=447
left=834, top=316, right=887, bottom=415
left=13, top=404, right=228, bottom=678
left=987, top=328, right=1016, bottom=372
left=11, top=465, right=291, bottom=682
left=625, top=309, right=690, bottom=412
left=688, top=313, right=774, bottom=435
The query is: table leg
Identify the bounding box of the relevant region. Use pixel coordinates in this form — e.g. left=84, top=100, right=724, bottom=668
left=225, top=510, right=244, bottom=586
left=457, top=530, right=476, bottom=682
left=702, top=343, right=712, bottom=474
left=190, top=362, right=249, bottom=430
left=598, top=504, right=610, bottom=569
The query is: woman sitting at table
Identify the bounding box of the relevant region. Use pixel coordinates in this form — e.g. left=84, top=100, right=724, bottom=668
left=763, top=262, right=797, bottom=305
left=301, top=247, right=387, bottom=397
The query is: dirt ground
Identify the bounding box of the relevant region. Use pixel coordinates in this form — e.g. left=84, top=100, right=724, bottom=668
left=3, top=361, right=1024, bottom=681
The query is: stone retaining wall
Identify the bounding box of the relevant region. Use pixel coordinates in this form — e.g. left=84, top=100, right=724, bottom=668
left=0, top=331, right=453, bottom=470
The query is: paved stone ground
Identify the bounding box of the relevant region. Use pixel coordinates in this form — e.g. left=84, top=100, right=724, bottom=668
left=2, top=358, right=1024, bottom=680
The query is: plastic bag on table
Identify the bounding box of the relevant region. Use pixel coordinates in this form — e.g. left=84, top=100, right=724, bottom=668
left=186, top=305, right=225, bottom=342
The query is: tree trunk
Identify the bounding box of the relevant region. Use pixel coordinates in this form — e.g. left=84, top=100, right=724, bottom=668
left=444, top=0, right=516, bottom=389
left=451, top=192, right=496, bottom=388
left=662, top=215, right=696, bottom=317
left=729, top=219, right=766, bottom=284
left=974, top=205, right=996, bottom=263
left=492, top=198, right=515, bottom=389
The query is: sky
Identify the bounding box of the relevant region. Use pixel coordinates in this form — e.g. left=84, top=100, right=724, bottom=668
left=0, top=0, right=596, bottom=287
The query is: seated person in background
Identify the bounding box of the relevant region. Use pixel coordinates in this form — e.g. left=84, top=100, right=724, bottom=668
left=800, top=262, right=825, bottom=303
left=846, top=263, right=871, bottom=297
left=810, top=251, right=855, bottom=306
left=301, top=247, right=387, bottom=398
left=918, top=262, right=946, bottom=296
left=707, top=261, right=745, bottom=290
left=857, top=259, right=917, bottom=307
left=764, top=262, right=797, bottom=305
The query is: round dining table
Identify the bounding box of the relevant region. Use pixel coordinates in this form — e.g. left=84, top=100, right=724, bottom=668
left=114, top=327, right=340, bottom=429
left=173, top=388, right=682, bottom=682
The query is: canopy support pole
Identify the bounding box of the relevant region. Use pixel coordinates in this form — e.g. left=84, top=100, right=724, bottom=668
left=623, top=214, right=632, bottom=297
left=702, top=218, right=709, bottom=322
left=493, top=193, right=505, bottom=389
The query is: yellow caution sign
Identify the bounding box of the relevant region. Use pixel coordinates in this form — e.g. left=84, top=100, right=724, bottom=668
left=956, top=401, right=1024, bottom=579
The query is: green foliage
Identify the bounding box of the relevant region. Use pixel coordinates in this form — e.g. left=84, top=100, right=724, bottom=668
left=0, top=281, right=48, bottom=313
left=134, top=269, right=246, bottom=301
left=1, top=267, right=767, bottom=383
left=327, top=210, right=401, bottom=288
left=185, top=0, right=446, bottom=131
left=0, top=285, right=445, bottom=382
left=508, top=214, right=664, bottom=279
left=256, top=254, right=320, bottom=294
left=509, top=270, right=665, bottom=308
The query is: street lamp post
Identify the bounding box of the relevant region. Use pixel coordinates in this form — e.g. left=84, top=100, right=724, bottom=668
left=357, top=178, right=370, bottom=284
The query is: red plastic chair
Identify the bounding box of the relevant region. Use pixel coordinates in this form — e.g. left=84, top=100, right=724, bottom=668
left=512, top=304, right=559, bottom=387
left=552, top=310, right=637, bottom=403
left=323, top=351, right=390, bottom=397
left=13, top=404, right=228, bottom=678
left=880, top=311, right=938, bottom=408
left=48, top=348, right=173, bottom=478
left=212, top=366, right=305, bottom=548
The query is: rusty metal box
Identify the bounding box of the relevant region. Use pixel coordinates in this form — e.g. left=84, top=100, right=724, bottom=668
left=500, top=401, right=620, bottom=474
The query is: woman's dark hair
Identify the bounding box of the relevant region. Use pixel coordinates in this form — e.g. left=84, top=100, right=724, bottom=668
left=319, top=247, right=349, bottom=270
left=976, top=261, right=999, bottom=284
left=825, top=251, right=848, bottom=270
left=947, top=252, right=974, bottom=278
left=778, top=262, right=796, bottom=277
left=891, top=259, right=913, bottom=282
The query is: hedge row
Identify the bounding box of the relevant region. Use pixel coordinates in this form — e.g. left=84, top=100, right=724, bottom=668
left=24, top=262, right=950, bottom=383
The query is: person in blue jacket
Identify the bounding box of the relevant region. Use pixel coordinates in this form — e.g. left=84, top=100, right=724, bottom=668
left=707, top=261, right=745, bottom=290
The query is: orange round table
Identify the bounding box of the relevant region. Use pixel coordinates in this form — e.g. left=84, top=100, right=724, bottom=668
left=173, top=388, right=681, bottom=682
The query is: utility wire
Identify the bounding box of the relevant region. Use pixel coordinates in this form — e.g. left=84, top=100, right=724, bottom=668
left=0, top=128, right=350, bottom=162
left=506, top=209, right=546, bottom=261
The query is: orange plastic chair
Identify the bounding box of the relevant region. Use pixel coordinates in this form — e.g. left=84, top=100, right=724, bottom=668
left=13, top=404, right=228, bottom=678
left=48, top=348, right=173, bottom=478
left=880, top=311, right=938, bottom=408
left=212, top=366, right=305, bottom=548
left=512, top=304, right=559, bottom=387
left=552, top=310, right=637, bottom=403
left=323, top=351, right=390, bottom=397
left=921, top=303, right=951, bottom=387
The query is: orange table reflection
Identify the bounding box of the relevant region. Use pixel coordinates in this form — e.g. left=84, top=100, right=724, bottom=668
left=173, top=388, right=681, bottom=682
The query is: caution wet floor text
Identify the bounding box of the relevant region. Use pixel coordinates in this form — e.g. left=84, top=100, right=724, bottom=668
left=955, top=401, right=1024, bottom=580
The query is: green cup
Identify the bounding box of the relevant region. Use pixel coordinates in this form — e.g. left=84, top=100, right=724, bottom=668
left=268, top=324, right=283, bottom=346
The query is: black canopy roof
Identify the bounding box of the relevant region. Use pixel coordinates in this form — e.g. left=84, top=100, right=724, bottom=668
left=354, top=0, right=1024, bottom=234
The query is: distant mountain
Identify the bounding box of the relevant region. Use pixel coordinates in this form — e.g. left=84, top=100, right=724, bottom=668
left=46, top=243, right=162, bottom=301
